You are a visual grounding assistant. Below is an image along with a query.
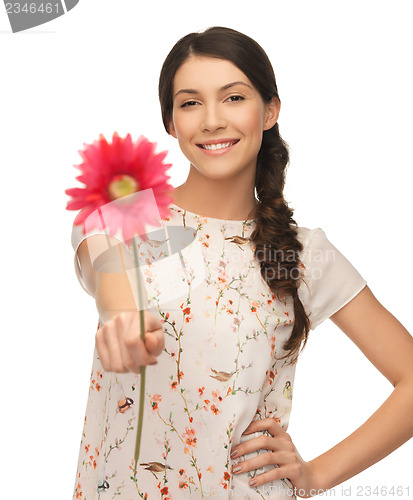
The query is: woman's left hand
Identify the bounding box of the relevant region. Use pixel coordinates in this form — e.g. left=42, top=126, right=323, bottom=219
left=230, top=418, right=324, bottom=498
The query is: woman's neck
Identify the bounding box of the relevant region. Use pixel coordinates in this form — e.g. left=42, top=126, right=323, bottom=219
left=169, top=162, right=258, bottom=221
left=170, top=184, right=258, bottom=221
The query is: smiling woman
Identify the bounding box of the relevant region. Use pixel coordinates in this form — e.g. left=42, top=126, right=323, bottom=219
left=70, top=25, right=413, bottom=500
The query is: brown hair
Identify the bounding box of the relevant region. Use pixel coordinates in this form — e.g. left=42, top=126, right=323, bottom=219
left=158, top=26, right=310, bottom=363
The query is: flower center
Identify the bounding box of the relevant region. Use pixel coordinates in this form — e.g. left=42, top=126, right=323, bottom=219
left=108, top=174, right=139, bottom=200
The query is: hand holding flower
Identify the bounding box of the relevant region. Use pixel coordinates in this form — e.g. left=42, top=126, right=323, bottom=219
left=230, top=418, right=325, bottom=498
left=95, top=309, right=165, bottom=373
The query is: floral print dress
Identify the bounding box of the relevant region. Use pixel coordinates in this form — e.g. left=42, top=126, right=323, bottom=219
left=71, top=203, right=367, bottom=499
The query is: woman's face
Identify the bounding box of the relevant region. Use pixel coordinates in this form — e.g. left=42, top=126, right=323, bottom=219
left=169, top=55, right=279, bottom=183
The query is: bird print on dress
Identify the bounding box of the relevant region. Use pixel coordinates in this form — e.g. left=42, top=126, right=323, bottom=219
left=97, top=462, right=110, bottom=493
left=139, top=462, right=174, bottom=480
left=146, top=237, right=170, bottom=248
left=225, top=234, right=250, bottom=250
left=117, top=397, right=134, bottom=414
left=209, top=368, right=238, bottom=382
left=283, top=381, right=292, bottom=400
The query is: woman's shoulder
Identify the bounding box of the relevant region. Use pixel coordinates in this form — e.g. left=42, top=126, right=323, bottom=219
left=295, top=225, right=367, bottom=330
left=295, top=226, right=325, bottom=249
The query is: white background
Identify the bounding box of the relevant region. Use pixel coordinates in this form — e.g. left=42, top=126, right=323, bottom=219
left=1, top=1, right=412, bottom=498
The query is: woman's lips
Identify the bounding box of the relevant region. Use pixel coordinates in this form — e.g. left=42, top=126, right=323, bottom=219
left=196, top=139, right=240, bottom=156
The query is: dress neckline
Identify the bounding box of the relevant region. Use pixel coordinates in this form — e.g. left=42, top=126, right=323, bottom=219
left=169, top=202, right=257, bottom=224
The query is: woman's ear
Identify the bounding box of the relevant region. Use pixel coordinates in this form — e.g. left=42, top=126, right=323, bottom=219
left=168, top=119, right=177, bottom=139
left=263, top=97, right=281, bottom=131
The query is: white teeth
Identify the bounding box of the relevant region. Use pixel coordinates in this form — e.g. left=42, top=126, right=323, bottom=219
left=201, top=141, right=236, bottom=150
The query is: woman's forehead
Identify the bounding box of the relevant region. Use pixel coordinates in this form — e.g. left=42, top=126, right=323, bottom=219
left=173, top=55, right=252, bottom=94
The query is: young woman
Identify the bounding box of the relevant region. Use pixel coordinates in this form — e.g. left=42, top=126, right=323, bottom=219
left=71, top=26, right=413, bottom=499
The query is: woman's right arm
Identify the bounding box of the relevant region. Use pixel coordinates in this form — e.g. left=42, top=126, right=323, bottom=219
left=75, top=235, right=165, bottom=372
left=76, top=235, right=143, bottom=323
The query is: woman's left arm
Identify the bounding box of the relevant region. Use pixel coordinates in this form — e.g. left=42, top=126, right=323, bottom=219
left=310, top=284, right=413, bottom=491
left=230, top=285, right=413, bottom=496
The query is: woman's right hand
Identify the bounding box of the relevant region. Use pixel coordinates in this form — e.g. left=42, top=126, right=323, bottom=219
left=95, top=310, right=165, bottom=373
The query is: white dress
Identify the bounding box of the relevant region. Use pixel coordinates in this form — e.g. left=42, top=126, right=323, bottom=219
left=70, top=202, right=367, bottom=499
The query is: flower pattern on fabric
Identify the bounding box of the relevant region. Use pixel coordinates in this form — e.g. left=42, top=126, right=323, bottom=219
left=72, top=203, right=367, bottom=499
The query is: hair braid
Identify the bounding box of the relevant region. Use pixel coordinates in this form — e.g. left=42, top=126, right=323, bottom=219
left=249, top=124, right=311, bottom=364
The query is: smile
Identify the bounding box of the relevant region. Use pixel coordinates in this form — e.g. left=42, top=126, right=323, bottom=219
left=197, top=139, right=240, bottom=155
left=199, top=140, right=239, bottom=150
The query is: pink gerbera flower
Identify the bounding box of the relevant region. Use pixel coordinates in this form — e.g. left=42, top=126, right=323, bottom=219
left=65, top=132, right=174, bottom=242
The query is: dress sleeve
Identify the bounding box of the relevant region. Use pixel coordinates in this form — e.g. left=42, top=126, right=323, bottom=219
left=71, top=218, right=129, bottom=255
left=297, top=227, right=367, bottom=331
left=70, top=218, right=130, bottom=296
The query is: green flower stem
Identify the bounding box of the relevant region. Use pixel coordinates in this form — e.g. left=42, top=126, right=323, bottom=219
left=132, top=237, right=146, bottom=473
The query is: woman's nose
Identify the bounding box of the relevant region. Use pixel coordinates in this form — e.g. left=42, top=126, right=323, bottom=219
left=200, top=104, right=227, bottom=132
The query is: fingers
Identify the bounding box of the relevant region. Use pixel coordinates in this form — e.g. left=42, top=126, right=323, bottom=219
left=144, top=308, right=163, bottom=331
left=96, top=321, right=128, bottom=373
left=230, top=440, right=297, bottom=490
left=95, top=311, right=161, bottom=373
left=235, top=461, right=297, bottom=489
left=117, top=314, right=143, bottom=373
left=236, top=433, right=293, bottom=457
left=230, top=418, right=301, bottom=489
left=143, top=310, right=165, bottom=356
left=123, top=313, right=158, bottom=367
left=95, top=325, right=111, bottom=371
left=231, top=450, right=301, bottom=490
left=231, top=418, right=293, bottom=462
left=242, top=417, right=286, bottom=438
left=145, top=330, right=165, bottom=356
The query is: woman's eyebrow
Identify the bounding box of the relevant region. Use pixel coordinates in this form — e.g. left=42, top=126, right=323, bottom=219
left=174, top=81, right=252, bottom=99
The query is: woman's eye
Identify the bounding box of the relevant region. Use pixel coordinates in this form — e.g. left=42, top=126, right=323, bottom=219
left=181, top=101, right=198, bottom=108
left=227, top=95, right=244, bottom=102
